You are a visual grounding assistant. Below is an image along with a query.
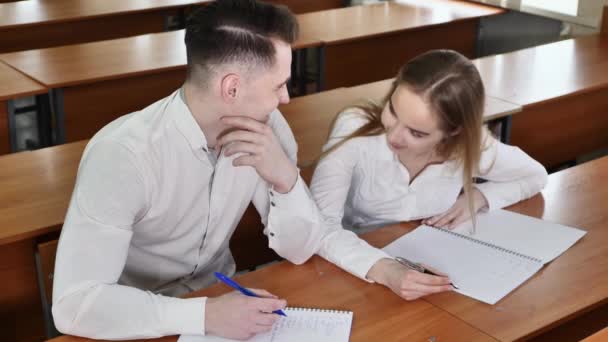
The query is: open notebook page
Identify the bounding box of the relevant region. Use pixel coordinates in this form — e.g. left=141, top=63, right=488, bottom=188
left=450, top=209, right=586, bottom=263
left=178, top=307, right=353, bottom=342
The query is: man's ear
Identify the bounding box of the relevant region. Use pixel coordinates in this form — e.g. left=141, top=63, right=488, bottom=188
left=220, top=73, right=240, bottom=103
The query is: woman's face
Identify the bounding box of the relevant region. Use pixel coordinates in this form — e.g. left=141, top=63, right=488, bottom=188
left=380, top=85, right=448, bottom=160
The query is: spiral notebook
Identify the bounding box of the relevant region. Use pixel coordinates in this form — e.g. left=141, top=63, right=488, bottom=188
left=382, top=209, right=586, bottom=305
left=178, top=307, right=353, bottom=342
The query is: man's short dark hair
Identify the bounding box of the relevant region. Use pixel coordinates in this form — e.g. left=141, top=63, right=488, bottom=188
left=184, top=0, right=299, bottom=85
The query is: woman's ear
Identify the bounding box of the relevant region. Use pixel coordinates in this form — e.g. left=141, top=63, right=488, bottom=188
left=449, top=127, right=462, bottom=137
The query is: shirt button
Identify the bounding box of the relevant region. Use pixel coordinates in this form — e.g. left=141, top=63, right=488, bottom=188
left=269, top=232, right=275, bottom=237
left=269, top=191, right=274, bottom=197
left=271, top=201, right=276, bottom=207
left=202, top=147, right=208, bottom=152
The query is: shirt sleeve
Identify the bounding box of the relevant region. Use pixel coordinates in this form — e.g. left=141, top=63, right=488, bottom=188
left=251, top=110, right=324, bottom=265
left=52, top=140, right=206, bottom=339
left=474, top=132, right=549, bottom=210
left=310, top=111, right=390, bottom=282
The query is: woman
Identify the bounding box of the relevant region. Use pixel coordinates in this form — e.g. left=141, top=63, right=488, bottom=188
left=313, top=50, right=548, bottom=300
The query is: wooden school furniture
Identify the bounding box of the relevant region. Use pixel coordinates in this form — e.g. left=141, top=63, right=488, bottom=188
left=297, top=0, right=505, bottom=90
left=420, top=156, right=608, bottom=341
left=281, top=78, right=522, bottom=173
left=47, top=155, right=608, bottom=342
left=582, top=327, right=608, bottom=342
left=0, top=0, right=212, bottom=53
left=0, top=29, right=322, bottom=145
left=0, top=2, right=503, bottom=146
left=473, top=34, right=608, bottom=168
left=47, top=247, right=497, bottom=342
left=0, top=60, right=47, bottom=154
left=0, top=141, right=86, bottom=341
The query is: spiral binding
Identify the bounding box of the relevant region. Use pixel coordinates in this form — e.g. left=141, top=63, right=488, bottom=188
left=426, top=226, right=543, bottom=264
left=285, top=307, right=352, bottom=315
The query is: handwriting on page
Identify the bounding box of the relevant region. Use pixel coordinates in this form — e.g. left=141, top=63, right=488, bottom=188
left=257, top=309, right=352, bottom=342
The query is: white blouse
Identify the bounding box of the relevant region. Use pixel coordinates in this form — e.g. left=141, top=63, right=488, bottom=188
left=313, top=110, right=548, bottom=279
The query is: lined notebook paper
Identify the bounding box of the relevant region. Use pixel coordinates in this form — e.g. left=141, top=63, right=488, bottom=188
left=179, top=307, right=353, bottom=342
left=382, top=209, right=586, bottom=304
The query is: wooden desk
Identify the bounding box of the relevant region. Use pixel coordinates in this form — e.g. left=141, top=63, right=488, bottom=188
left=0, top=0, right=211, bottom=53
left=364, top=156, right=608, bottom=342
left=582, top=327, right=608, bottom=342
left=474, top=35, right=608, bottom=168
left=281, top=78, right=521, bottom=170
left=0, top=142, right=86, bottom=341
left=298, top=1, right=504, bottom=89
left=45, top=155, right=608, bottom=342
left=0, top=60, right=47, bottom=154
left=0, top=30, right=189, bottom=144
left=0, top=29, right=321, bottom=145
left=47, top=248, right=497, bottom=342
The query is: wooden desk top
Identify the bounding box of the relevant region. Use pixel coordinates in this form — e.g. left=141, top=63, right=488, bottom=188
left=422, top=156, right=608, bottom=341
left=0, top=60, right=46, bottom=101
left=582, top=327, right=608, bottom=342
left=282, top=78, right=521, bottom=165
left=0, top=30, right=187, bottom=88
left=297, top=1, right=504, bottom=45
left=48, top=241, right=496, bottom=342
left=0, top=141, right=86, bottom=245
left=474, top=34, right=608, bottom=107
left=46, top=156, right=608, bottom=342
left=0, top=0, right=208, bottom=30
left=0, top=27, right=318, bottom=88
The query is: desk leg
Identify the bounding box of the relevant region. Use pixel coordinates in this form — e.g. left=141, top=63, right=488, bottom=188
left=7, top=100, right=17, bottom=152
left=49, top=89, right=66, bottom=145
left=35, top=94, right=52, bottom=148
left=500, top=116, right=512, bottom=144
left=289, top=50, right=297, bottom=95
left=317, top=46, right=326, bottom=92
left=298, top=48, right=308, bottom=96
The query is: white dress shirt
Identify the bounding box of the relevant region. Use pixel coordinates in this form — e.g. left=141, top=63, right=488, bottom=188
left=52, top=88, right=324, bottom=339
left=313, top=110, right=548, bottom=280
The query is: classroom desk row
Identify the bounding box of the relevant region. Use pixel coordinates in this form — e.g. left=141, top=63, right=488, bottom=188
left=0, top=1, right=504, bottom=147
left=3, top=17, right=607, bottom=170
left=48, top=155, right=608, bottom=342
left=0, top=0, right=347, bottom=53
left=0, top=60, right=47, bottom=154
left=0, top=78, right=522, bottom=340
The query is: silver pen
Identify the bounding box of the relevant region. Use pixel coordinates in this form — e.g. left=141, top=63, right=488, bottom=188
left=395, top=256, right=459, bottom=289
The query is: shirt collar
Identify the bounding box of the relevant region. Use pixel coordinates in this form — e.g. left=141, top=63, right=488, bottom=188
left=173, top=86, right=210, bottom=151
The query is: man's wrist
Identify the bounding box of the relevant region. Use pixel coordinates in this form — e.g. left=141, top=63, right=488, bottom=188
left=273, top=163, right=298, bottom=194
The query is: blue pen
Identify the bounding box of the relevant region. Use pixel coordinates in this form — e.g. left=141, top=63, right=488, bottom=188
left=213, top=272, right=287, bottom=317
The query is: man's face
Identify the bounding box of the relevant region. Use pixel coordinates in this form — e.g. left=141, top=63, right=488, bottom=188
left=232, top=39, right=292, bottom=122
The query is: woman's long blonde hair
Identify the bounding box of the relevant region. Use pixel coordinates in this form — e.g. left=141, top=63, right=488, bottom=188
left=321, top=50, right=486, bottom=223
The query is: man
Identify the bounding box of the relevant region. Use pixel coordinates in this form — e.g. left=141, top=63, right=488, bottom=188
left=52, top=0, right=324, bottom=339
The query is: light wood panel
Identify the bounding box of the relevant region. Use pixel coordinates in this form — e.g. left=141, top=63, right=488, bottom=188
left=49, top=250, right=497, bottom=342
left=0, top=142, right=86, bottom=245
left=0, top=239, right=46, bottom=342
left=62, top=69, right=186, bottom=142
left=582, top=327, right=608, bottom=342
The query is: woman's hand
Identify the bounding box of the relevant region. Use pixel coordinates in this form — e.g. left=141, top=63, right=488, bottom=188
left=366, top=258, right=453, bottom=301
left=423, top=189, right=488, bottom=229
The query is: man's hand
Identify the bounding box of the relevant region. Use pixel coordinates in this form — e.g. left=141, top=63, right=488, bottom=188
left=218, top=116, right=298, bottom=194
left=205, top=289, right=287, bottom=340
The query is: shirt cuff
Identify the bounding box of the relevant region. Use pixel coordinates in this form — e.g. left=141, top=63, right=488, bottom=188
left=162, top=296, right=206, bottom=336
left=356, top=249, right=392, bottom=283
left=268, top=173, right=312, bottom=219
